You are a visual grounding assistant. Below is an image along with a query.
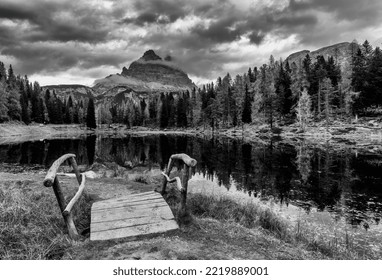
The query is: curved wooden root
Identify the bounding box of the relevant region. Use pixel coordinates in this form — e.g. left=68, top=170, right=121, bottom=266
left=43, top=153, right=76, bottom=188
left=161, top=172, right=183, bottom=192
left=63, top=173, right=86, bottom=216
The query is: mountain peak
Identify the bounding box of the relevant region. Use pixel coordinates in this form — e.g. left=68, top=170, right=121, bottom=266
left=141, top=50, right=162, bottom=61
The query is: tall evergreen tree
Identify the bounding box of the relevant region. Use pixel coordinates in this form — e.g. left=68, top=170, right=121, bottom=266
left=0, top=62, right=6, bottom=82
left=176, top=94, right=187, bottom=127
left=7, top=88, right=21, bottom=120
left=86, top=98, right=96, bottom=128
left=242, top=84, right=252, bottom=124
left=0, top=82, right=9, bottom=122
left=19, top=82, right=31, bottom=124
left=160, top=93, right=169, bottom=128
left=7, top=65, right=16, bottom=89
left=259, top=64, right=276, bottom=128
left=296, top=88, right=312, bottom=131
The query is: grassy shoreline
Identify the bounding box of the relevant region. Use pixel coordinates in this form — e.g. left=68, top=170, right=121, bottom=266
left=2, top=120, right=382, bottom=145
left=0, top=170, right=374, bottom=259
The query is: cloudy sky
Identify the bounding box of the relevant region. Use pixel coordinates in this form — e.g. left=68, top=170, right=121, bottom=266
left=1, top=0, right=382, bottom=86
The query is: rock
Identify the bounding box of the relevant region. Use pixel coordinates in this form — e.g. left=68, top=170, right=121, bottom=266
left=286, top=42, right=356, bottom=74
left=120, top=50, right=194, bottom=91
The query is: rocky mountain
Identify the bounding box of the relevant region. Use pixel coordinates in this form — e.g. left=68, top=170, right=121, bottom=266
left=286, top=42, right=358, bottom=71
left=42, top=84, right=94, bottom=102
left=43, top=50, right=195, bottom=107
left=92, top=50, right=195, bottom=98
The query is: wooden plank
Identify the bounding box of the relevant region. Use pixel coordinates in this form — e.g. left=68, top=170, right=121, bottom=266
left=92, top=196, right=163, bottom=210
left=93, top=192, right=159, bottom=207
left=92, top=197, right=165, bottom=209
left=92, top=200, right=169, bottom=213
left=90, top=220, right=179, bottom=241
left=91, top=205, right=171, bottom=223
left=91, top=214, right=175, bottom=232
left=90, top=192, right=179, bottom=241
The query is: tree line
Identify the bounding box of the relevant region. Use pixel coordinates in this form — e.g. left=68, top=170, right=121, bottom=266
left=0, top=62, right=96, bottom=128
left=2, top=39, right=382, bottom=131
left=98, top=40, right=382, bottom=130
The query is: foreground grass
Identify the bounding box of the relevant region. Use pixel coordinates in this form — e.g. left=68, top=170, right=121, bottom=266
left=186, top=193, right=367, bottom=259
left=0, top=173, right=372, bottom=260
left=0, top=179, right=92, bottom=260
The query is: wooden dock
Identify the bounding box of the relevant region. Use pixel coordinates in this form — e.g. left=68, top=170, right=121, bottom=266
left=90, top=191, right=178, bottom=241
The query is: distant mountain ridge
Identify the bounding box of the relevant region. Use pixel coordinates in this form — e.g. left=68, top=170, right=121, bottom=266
left=43, top=50, right=196, bottom=108
left=93, top=50, right=195, bottom=97
left=44, top=43, right=359, bottom=104
left=286, top=42, right=357, bottom=71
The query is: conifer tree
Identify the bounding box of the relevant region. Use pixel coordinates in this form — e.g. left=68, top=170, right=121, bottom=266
left=0, top=82, right=9, bottom=122
left=7, top=65, right=16, bottom=89
left=296, top=88, right=312, bottom=131
left=0, top=62, right=7, bottom=82
left=19, top=82, right=31, bottom=124
left=167, top=93, right=175, bottom=127
left=259, top=64, right=276, bottom=128
left=321, top=78, right=334, bottom=129
left=160, top=93, right=168, bottom=128
left=86, top=98, right=96, bottom=128
left=242, top=84, right=252, bottom=124
left=7, top=88, right=21, bottom=121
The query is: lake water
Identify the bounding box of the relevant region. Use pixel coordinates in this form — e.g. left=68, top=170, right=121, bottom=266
left=1, top=134, right=382, bottom=256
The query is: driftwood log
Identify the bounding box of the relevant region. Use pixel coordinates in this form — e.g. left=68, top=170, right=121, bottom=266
left=43, top=154, right=86, bottom=240
left=161, top=153, right=197, bottom=218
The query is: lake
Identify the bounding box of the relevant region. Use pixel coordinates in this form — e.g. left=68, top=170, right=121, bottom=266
left=1, top=134, right=382, bottom=256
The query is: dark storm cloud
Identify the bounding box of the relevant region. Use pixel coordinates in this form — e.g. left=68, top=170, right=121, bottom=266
left=1, top=0, right=382, bottom=82
left=248, top=32, right=265, bottom=45
left=120, top=0, right=189, bottom=26
left=0, top=0, right=110, bottom=44
left=192, top=16, right=242, bottom=44
left=2, top=43, right=126, bottom=75
left=0, top=2, right=31, bottom=20
left=124, top=0, right=318, bottom=47
left=286, top=0, right=382, bottom=45
left=289, top=0, right=381, bottom=21
left=0, top=0, right=115, bottom=76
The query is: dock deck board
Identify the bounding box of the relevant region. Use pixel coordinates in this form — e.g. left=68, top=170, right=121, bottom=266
left=90, top=191, right=178, bottom=241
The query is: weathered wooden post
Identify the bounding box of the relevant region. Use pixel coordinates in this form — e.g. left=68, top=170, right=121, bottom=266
left=43, top=154, right=86, bottom=240
left=161, top=153, right=197, bottom=222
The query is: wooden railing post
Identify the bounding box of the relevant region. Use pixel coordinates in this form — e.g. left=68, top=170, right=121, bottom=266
left=160, top=158, right=174, bottom=195
left=43, top=154, right=86, bottom=240
left=179, top=165, right=190, bottom=215
left=161, top=153, right=197, bottom=221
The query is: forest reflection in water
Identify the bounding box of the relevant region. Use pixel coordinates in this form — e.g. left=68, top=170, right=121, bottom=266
left=1, top=134, right=382, bottom=232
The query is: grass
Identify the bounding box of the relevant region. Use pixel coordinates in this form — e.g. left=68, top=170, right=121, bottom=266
left=187, top=194, right=288, bottom=238
left=133, top=174, right=150, bottom=184
left=0, top=180, right=93, bottom=260
left=185, top=193, right=366, bottom=259
left=0, top=176, right=372, bottom=260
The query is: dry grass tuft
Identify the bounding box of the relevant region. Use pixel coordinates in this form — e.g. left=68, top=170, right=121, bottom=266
left=0, top=180, right=93, bottom=259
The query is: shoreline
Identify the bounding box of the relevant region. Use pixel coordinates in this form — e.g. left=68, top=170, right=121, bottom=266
left=1, top=122, right=382, bottom=152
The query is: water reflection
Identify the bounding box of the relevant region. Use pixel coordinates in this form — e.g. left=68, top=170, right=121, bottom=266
left=1, top=135, right=382, bottom=230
